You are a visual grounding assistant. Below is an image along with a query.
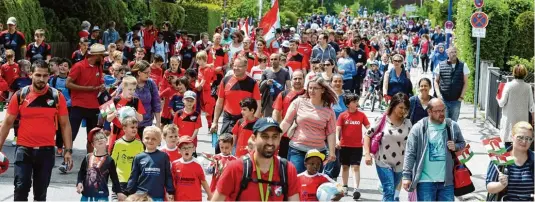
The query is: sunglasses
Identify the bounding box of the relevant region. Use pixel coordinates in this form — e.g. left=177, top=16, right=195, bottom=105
left=393, top=60, right=403, bottom=63
left=324, top=63, right=332, bottom=66
left=516, top=135, right=534, bottom=142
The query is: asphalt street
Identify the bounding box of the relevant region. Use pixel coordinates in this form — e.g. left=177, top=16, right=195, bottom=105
left=0, top=70, right=498, bottom=201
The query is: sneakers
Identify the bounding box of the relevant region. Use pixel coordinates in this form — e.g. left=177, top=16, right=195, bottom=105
left=343, top=185, right=349, bottom=196
left=11, top=137, right=17, bottom=146
left=56, top=148, right=63, bottom=157
left=353, top=190, right=361, bottom=200
left=59, top=162, right=68, bottom=174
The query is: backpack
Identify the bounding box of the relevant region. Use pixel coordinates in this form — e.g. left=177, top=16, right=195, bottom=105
left=235, top=156, right=289, bottom=201
left=50, top=76, right=70, bottom=95
left=17, top=86, right=60, bottom=129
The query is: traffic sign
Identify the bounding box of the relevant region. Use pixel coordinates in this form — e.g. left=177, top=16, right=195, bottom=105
left=470, top=12, right=489, bottom=28
left=474, top=0, right=484, bottom=8
left=445, top=21, right=454, bottom=34
left=472, top=27, right=486, bottom=38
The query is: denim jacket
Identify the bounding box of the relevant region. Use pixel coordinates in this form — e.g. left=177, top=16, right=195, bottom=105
left=402, top=117, right=466, bottom=191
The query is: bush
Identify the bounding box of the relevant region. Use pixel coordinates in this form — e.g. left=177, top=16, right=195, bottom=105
left=151, top=1, right=186, bottom=31
left=182, top=3, right=222, bottom=36
left=455, top=0, right=510, bottom=103
left=280, top=11, right=298, bottom=27
left=507, top=56, right=534, bottom=73
left=509, top=11, right=534, bottom=61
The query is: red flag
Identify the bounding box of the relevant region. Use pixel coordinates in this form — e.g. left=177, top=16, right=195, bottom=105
left=496, top=82, right=505, bottom=100
left=258, top=0, right=279, bottom=41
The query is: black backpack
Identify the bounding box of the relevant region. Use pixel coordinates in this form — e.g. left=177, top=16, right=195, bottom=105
left=235, top=156, right=289, bottom=201
left=17, top=86, right=60, bottom=130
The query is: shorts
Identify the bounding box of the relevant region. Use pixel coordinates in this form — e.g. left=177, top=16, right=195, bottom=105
left=339, top=147, right=363, bottom=166
left=368, top=84, right=379, bottom=93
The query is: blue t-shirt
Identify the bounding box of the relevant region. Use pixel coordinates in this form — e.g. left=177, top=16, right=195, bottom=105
left=332, top=94, right=347, bottom=118
left=126, top=150, right=175, bottom=198
left=169, top=94, right=185, bottom=112
left=420, top=120, right=447, bottom=182
left=49, top=76, right=71, bottom=107
left=10, top=77, right=31, bottom=92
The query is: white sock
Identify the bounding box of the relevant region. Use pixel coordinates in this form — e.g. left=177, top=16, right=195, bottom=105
left=395, top=190, right=400, bottom=198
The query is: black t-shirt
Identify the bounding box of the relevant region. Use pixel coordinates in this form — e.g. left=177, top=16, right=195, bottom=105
left=0, top=31, right=26, bottom=61
left=26, top=42, right=51, bottom=63
left=350, top=49, right=367, bottom=76
left=77, top=154, right=122, bottom=197
left=180, top=46, right=197, bottom=69
left=328, top=41, right=340, bottom=53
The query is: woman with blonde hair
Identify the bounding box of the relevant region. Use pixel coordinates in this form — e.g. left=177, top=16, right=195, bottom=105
left=280, top=76, right=338, bottom=173
left=486, top=121, right=534, bottom=201
left=497, top=64, right=534, bottom=148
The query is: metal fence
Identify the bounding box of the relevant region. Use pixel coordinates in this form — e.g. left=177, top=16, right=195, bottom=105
left=487, top=69, right=503, bottom=128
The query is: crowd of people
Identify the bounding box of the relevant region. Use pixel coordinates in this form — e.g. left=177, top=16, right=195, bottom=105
left=0, top=8, right=533, bottom=202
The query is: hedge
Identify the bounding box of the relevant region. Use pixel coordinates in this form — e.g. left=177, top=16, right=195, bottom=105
left=509, top=11, right=534, bottom=60
left=455, top=0, right=510, bottom=103
left=182, top=3, right=222, bottom=36
left=0, top=0, right=47, bottom=41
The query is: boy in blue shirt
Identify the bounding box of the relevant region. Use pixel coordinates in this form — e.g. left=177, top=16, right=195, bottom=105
left=50, top=58, right=72, bottom=158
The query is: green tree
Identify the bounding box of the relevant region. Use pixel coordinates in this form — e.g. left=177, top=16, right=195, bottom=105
left=509, top=11, right=534, bottom=60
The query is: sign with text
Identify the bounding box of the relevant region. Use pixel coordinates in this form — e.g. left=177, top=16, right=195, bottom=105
left=472, top=27, right=486, bottom=38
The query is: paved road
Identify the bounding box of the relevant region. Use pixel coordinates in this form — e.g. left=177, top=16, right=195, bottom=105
left=0, top=69, right=498, bottom=201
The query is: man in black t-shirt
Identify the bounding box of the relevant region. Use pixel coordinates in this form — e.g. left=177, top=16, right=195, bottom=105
left=180, top=34, right=197, bottom=69
left=0, top=17, right=26, bottom=61
left=349, top=38, right=367, bottom=95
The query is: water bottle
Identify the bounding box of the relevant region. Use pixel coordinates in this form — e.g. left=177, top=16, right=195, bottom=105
left=211, top=132, right=218, bottom=148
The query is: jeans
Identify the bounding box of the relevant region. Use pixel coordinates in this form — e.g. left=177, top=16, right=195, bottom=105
left=323, top=149, right=341, bottom=179
left=343, top=79, right=355, bottom=93
left=215, top=112, right=242, bottom=154
left=70, top=107, right=100, bottom=143
left=288, top=147, right=327, bottom=174
left=13, top=146, right=55, bottom=201
left=444, top=100, right=461, bottom=122
left=81, top=196, right=109, bottom=201
left=278, top=136, right=290, bottom=159
left=376, top=165, right=402, bottom=201
left=416, top=182, right=454, bottom=201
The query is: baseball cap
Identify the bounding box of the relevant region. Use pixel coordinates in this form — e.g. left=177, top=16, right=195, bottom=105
left=92, top=26, right=101, bottom=32
left=7, top=17, right=16, bottom=25
left=281, top=40, right=290, bottom=48
left=184, top=90, right=196, bottom=100
left=305, top=149, right=325, bottom=161
left=252, top=117, right=282, bottom=134
left=177, top=136, right=194, bottom=148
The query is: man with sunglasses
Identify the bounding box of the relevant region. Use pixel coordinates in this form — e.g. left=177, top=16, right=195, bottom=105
left=26, top=29, right=52, bottom=63
left=402, top=98, right=466, bottom=201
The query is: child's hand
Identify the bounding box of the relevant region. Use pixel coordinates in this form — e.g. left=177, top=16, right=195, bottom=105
left=335, top=140, right=341, bottom=149
left=76, top=183, right=83, bottom=194
left=207, top=193, right=213, bottom=201
left=167, top=194, right=174, bottom=201
left=117, top=193, right=127, bottom=201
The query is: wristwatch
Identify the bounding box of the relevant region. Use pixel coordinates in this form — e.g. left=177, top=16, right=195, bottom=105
left=64, top=148, right=73, bottom=154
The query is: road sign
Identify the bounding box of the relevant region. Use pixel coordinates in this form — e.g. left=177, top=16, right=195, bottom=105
left=474, top=0, right=484, bottom=8
left=472, top=27, right=486, bottom=38
left=470, top=12, right=489, bottom=28
left=445, top=21, right=454, bottom=34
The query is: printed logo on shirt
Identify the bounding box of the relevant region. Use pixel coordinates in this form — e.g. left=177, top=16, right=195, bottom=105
left=143, top=167, right=161, bottom=176
left=177, top=177, right=196, bottom=185
left=345, top=120, right=361, bottom=125
left=190, top=116, right=197, bottom=121
left=46, top=99, right=54, bottom=106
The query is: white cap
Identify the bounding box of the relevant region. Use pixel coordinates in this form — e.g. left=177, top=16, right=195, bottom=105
left=184, top=90, right=196, bottom=99
left=281, top=41, right=290, bottom=48
left=7, top=17, right=16, bottom=25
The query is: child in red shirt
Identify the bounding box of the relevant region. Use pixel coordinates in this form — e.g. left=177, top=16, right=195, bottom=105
left=160, top=124, right=181, bottom=162
left=195, top=51, right=216, bottom=128
left=149, top=55, right=164, bottom=88
left=298, top=149, right=342, bottom=201
left=106, top=76, right=146, bottom=153
left=160, top=56, right=184, bottom=91
left=172, top=91, right=202, bottom=149
left=208, top=133, right=237, bottom=193
left=171, top=136, right=212, bottom=201
left=231, top=97, right=258, bottom=157
left=335, top=93, right=370, bottom=199
left=1, top=50, right=20, bottom=94
left=159, top=76, right=179, bottom=127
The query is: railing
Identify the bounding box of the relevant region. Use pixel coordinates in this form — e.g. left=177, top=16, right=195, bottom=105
left=486, top=69, right=506, bottom=128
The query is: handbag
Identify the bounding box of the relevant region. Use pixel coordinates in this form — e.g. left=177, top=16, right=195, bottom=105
left=370, top=113, right=387, bottom=154
left=446, top=124, right=475, bottom=196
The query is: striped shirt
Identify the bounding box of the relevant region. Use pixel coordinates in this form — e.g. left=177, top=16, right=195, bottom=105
left=284, top=97, right=336, bottom=151
left=486, top=153, right=534, bottom=201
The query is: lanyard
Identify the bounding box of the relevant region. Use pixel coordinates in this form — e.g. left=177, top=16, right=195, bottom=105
left=255, top=158, right=274, bottom=202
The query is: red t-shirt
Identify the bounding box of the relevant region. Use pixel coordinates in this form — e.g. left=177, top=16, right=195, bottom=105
left=143, top=28, right=158, bottom=48
left=216, top=153, right=301, bottom=201
left=7, top=86, right=69, bottom=147
left=272, top=90, right=306, bottom=134
left=107, top=96, right=146, bottom=153
left=217, top=75, right=261, bottom=116
left=171, top=158, right=206, bottom=201
left=231, top=118, right=258, bottom=157
left=336, top=110, right=370, bottom=147
left=297, top=172, right=335, bottom=201
left=234, top=51, right=257, bottom=72
left=198, top=65, right=216, bottom=98
left=1, top=63, right=20, bottom=88
left=286, top=52, right=307, bottom=72
left=209, top=154, right=238, bottom=193
left=149, top=64, right=164, bottom=88
left=160, top=146, right=181, bottom=163
left=172, top=109, right=202, bottom=146
left=68, top=59, right=103, bottom=109
left=207, top=46, right=228, bottom=75
left=297, top=43, right=313, bottom=69
left=159, top=87, right=178, bottom=119
left=160, top=70, right=184, bottom=91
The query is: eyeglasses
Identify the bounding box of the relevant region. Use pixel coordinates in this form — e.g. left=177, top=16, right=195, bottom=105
left=308, top=86, right=323, bottom=91
left=515, top=135, right=534, bottom=142
left=431, top=109, right=445, bottom=114
left=393, top=60, right=403, bottom=63
left=180, top=146, right=195, bottom=151
left=93, top=137, right=107, bottom=142
left=324, top=63, right=332, bottom=66
left=140, top=71, right=150, bottom=75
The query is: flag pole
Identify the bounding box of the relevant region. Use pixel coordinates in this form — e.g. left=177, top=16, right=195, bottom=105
left=259, top=0, right=263, bottom=22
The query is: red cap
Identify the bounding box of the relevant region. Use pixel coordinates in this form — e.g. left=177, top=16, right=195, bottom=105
left=177, top=136, right=194, bottom=148
left=87, top=127, right=103, bottom=143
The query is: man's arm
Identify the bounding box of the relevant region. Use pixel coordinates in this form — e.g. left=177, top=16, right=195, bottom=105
left=272, top=110, right=282, bottom=123
left=255, top=99, right=262, bottom=118
left=210, top=191, right=227, bottom=201
left=59, top=115, right=73, bottom=151
left=210, top=97, right=225, bottom=133
left=66, top=77, right=97, bottom=91
left=288, top=194, right=300, bottom=201
left=0, top=114, right=17, bottom=151
left=434, top=76, right=442, bottom=99
left=460, top=74, right=469, bottom=100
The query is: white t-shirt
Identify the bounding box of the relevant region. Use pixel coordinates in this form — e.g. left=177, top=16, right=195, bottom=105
left=434, top=62, right=470, bottom=75
left=250, top=66, right=266, bottom=81
left=228, top=43, right=244, bottom=63
left=151, top=41, right=169, bottom=63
